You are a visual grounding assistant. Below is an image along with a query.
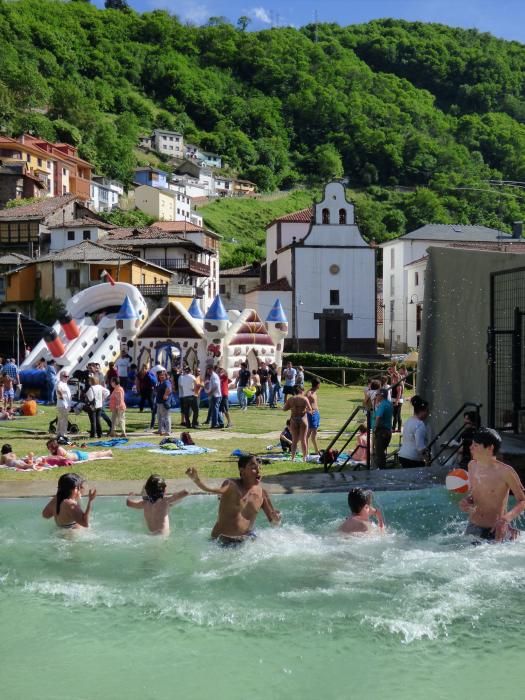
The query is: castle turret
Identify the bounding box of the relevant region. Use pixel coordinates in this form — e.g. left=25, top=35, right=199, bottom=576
left=203, top=295, right=229, bottom=363
left=188, top=298, right=204, bottom=329
left=265, top=298, right=288, bottom=368
left=116, top=295, right=138, bottom=334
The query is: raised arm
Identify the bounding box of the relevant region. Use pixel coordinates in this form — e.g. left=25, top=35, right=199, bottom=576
left=167, top=489, right=190, bottom=506
left=42, top=496, right=57, bottom=519
left=185, top=467, right=233, bottom=495
left=66, top=489, right=97, bottom=527
left=126, top=494, right=145, bottom=510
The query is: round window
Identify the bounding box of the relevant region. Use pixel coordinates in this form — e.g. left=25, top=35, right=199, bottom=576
left=329, top=264, right=340, bottom=275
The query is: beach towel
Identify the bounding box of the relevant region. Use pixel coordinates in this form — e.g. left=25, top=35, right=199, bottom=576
left=147, top=446, right=217, bottom=456
left=87, top=438, right=129, bottom=447
left=114, top=441, right=156, bottom=450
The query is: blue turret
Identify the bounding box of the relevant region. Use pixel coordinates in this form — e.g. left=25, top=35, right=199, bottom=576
left=116, top=295, right=138, bottom=332
left=188, top=298, right=204, bottom=320
left=266, top=298, right=288, bottom=324
left=265, top=298, right=288, bottom=367
left=203, top=295, right=229, bottom=340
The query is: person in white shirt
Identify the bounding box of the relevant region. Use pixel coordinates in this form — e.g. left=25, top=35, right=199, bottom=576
left=178, top=366, right=196, bottom=428
left=208, top=368, right=223, bottom=428
left=398, top=396, right=430, bottom=468
left=55, top=370, right=72, bottom=437
left=115, top=352, right=131, bottom=390
left=86, top=376, right=110, bottom=438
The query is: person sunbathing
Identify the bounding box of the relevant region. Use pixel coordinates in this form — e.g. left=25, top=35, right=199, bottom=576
left=0, top=409, right=14, bottom=420
left=46, top=438, right=112, bottom=462
left=1, top=443, right=44, bottom=470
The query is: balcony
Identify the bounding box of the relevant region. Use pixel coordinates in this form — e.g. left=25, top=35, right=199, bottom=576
left=147, top=258, right=210, bottom=276
left=136, top=284, right=168, bottom=297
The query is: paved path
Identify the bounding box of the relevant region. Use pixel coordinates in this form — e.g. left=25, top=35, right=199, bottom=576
left=0, top=464, right=448, bottom=498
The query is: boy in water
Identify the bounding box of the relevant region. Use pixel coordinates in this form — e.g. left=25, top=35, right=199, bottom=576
left=339, top=488, right=385, bottom=535
left=126, top=474, right=189, bottom=535
left=460, top=428, right=525, bottom=542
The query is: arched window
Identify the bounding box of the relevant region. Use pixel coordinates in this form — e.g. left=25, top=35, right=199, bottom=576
left=322, top=208, right=330, bottom=224
left=339, top=209, right=347, bottom=225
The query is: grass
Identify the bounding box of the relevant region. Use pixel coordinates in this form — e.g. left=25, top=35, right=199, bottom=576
left=0, top=385, right=410, bottom=483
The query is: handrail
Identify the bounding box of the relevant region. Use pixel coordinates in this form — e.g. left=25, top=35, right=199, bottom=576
left=426, top=402, right=482, bottom=466
left=303, top=368, right=344, bottom=388
left=323, top=404, right=367, bottom=472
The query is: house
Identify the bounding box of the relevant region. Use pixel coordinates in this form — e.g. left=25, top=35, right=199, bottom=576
left=250, top=182, right=377, bottom=354
left=103, top=222, right=220, bottom=309
left=133, top=184, right=192, bottom=222
left=134, top=167, right=169, bottom=190
left=169, top=173, right=209, bottom=200
left=150, top=130, right=184, bottom=158
left=0, top=161, right=48, bottom=208
left=3, top=240, right=172, bottom=313
left=233, top=179, right=257, bottom=197
left=90, top=176, right=124, bottom=213
left=173, top=161, right=216, bottom=197
left=220, top=263, right=262, bottom=310
left=184, top=144, right=222, bottom=169
left=381, top=223, right=514, bottom=352
left=0, top=194, right=94, bottom=256
left=0, top=135, right=56, bottom=196
left=48, top=217, right=116, bottom=251
left=0, top=252, right=31, bottom=304
left=215, top=176, right=234, bottom=197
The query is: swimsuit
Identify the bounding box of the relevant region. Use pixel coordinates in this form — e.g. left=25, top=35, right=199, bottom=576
left=216, top=531, right=257, bottom=548
left=291, top=415, right=306, bottom=426
left=465, top=522, right=520, bottom=543
left=72, top=449, right=89, bottom=462
left=307, top=410, right=320, bottom=429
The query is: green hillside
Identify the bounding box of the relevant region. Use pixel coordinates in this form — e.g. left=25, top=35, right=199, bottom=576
left=1, top=0, right=525, bottom=249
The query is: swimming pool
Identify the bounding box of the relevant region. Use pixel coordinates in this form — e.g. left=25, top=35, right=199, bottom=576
left=1, top=488, right=523, bottom=700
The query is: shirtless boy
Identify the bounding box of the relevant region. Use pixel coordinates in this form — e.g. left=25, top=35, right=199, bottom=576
left=126, top=474, right=189, bottom=535
left=185, top=455, right=281, bottom=545
left=306, top=379, right=321, bottom=456
left=338, top=488, right=385, bottom=536
left=283, top=387, right=312, bottom=461
left=460, top=428, right=525, bottom=542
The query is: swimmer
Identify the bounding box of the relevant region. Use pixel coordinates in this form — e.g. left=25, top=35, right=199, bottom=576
left=185, top=455, right=281, bottom=546
left=126, top=474, right=189, bottom=535
left=339, top=488, right=385, bottom=536
left=0, top=443, right=44, bottom=470
left=459, top=428, right=525, bottom=542
left=46, top=438, right=112, bottom=462
left=283, top=387, right=313, bottom=461
left=42, top=473, right=96, bottom=529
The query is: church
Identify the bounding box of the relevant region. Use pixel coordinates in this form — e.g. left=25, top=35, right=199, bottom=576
left=244, top=181, right=377, bottom=354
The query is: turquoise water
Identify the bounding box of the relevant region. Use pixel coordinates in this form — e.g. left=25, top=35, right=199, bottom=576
left=1, top=488, right=524, bottom=700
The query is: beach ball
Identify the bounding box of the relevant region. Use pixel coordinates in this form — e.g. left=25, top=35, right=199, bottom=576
left=445, top=469, right=469, bottom=493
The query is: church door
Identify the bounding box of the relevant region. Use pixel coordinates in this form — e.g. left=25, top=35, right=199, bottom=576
left=325, top=320, right=342, bottom=354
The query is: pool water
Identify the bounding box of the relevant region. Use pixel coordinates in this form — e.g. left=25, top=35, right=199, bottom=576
left=1, top=489, right=524, bottom=700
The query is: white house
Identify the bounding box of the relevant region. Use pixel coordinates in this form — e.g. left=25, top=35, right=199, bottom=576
left=48, top=217, right=116, bottom=251
left=250, top=181, right=377, bottom=354
left=185, top=144, right=222, bottom=169
left=146, top=130, right=184, bottom=158
left=220, top=263, right=262, bottom=310
left=381, top=224, right=513, bottom=352
left=90, top=176, right=124, bottom=213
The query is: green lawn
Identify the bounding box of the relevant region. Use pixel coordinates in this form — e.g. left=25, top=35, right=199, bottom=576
left=0, top=385, right=409, bottom=482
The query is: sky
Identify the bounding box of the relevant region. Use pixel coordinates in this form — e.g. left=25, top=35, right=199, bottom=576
left=92, top=0, right=525, bottom=43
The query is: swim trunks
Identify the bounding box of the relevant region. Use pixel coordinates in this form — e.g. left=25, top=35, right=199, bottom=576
left=465, top=523, right=520, bottom=543
left=72, top=449, right=89, bottom=462
left=4, top=389, right=14, bottom=400
left=307, top=410, right=320, bottom=429
left=216, top=531, right=257, bottom=548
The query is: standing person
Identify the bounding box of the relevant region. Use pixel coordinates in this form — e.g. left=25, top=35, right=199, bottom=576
left=185, top=455, right=281, bottom=544
left=126, top=474, right=189, bottom=536
left=373, top=389, right=393, bottom=469
left=268, top=362, right=281, bottom=408
left=306, top=379, right=321, bottom=456
left=252, top=369, right=262, bottom=407
left=282, top=361, right=297, bottom=398
left=42, top=473, right=96, bottom=529
left=208, top=366, right=223, bottom=429
left=391, top=374, right=404, bottom=433
left=2, top=371, right=14, bottom=411
left=55, top=370, right=72, bottom=438
left=86, top=376, right=110, bottom=439
left=398, top=396, right=429, bottom=468
left=219, top=367, right=233, bottom=428
left=235, top=362, right=251, bottom=412
left=115, top=351, right=131, bottom=390
left=459, top=428, right=525, bottom=542
left=109, top=377, right=127, bottom=438
left=258, top=362, right=269, bottom=405
left=105, top=361, right=118, bottom=390
left=137, top=365, right=157, bottom=425
left=45, top=360, right=58, bottom=405
left=189, top=372, right=201, bottom=428
left=155, top=369, right=172, bottom=436
left=283, top=387, right=313, bottom=462
left=2, top=357, right=19, bottom=399
left=294, top=366, right=305, bottom=394
left=178, top=366, right=196, bottom=429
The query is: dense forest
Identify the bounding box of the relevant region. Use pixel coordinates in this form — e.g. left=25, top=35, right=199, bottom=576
left=1, top=0, right=525, bottom=255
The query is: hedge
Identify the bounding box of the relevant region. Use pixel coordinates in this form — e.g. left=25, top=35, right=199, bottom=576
left=283, top=352, right=390, bottom=385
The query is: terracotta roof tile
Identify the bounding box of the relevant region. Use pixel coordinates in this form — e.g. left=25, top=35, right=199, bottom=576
left=0, top=194, right=78, bottom=220
left=48, top=217, right=115, bottom=230
left=272, top=207, right=313, bottom=224
left=220, top=263, right=261, bottom=278
left=247, top=277, right=293, bottom=293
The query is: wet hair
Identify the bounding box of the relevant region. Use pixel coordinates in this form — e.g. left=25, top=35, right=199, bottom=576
left=464, top=411, right=480, bottom=427
left=238, top=454, right=257, bottom=470
left=56, top=473, right=84, bottom=515
left=143, top=474, right=167, bottom=503
left=347, top=488, right=369, bottom=514
left=411, top=395, right=429, bottom=414
left=1, top=443, right=12, bottom=455
left=472, top=428, right=502, bottom=452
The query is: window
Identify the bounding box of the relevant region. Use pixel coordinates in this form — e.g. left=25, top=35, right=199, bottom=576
left=276, top=223, right=282, bottom=249
left=63, top=168, right=67, bottom=176
left=238, top=285, right=247, bottom=294
left=219, top=284, right=226, bottom=294
left=37, top=158, right=42, bottom=167
left=390, top=247, right=395, bottom=268
left=63, top=185, right=67, bottom=194
left=141, top=274, right=146, bottom=284
left=269, top=259, right=278, bottom=282
left=339, top=209, right=347, bottom=225
left=415, top=271, right=419, bottom=286
left=26, top=153, right=30, bottom=162
left=66, top=269, right=80, bottom=287
left=416, top=304, right=422, bottom=332
left=83, top=230, right=91, bottom=240
left=389, top=300, right=395, bottom=317
left=322, top=208, right=330, bottom=224
left=329, top=290, right=340, bottom=305
left=390, top=274, right=395, bottom=297
left=67, top=231, right=75, bottom=241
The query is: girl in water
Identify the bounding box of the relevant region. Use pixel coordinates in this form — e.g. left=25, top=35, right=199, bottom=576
left=42, top=473, right=97, bottom=529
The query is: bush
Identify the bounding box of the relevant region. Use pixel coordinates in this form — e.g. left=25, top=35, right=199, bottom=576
left=284, top=352, right=389, bottom=385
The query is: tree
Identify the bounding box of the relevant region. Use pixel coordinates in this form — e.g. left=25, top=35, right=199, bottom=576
left=237, top=16, right=251, bottom=31
left=104, top=0, right=129, bottom=10
left=34, top=297, right=66, bottom=327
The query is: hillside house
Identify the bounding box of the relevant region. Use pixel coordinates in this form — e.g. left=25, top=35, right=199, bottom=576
left=90, top=176, right=124, bottom=213
left=134, top=167, right=169, bottom=190
left=48, top=217, right=116, bottom=251
left=219, top=263, right=262, bottom=310
left=0, top=252, right=31, bottom=304
left=0, top=161, right=48, bottom=207
left=139, top=130, right=184, bottom=158
left=184, top=144, right=222, bottom=169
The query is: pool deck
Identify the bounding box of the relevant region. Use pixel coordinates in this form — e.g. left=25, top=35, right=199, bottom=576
left=0, top=464, right=449, bottom=498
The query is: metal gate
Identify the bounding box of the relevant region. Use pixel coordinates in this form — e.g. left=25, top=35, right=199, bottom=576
left=488, top=267, right=525, bottom=431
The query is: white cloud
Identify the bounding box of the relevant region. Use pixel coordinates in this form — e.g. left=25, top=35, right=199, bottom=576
left=146, top=0, right=210, bottom=25
left=251, top=7, right=272, bottom=25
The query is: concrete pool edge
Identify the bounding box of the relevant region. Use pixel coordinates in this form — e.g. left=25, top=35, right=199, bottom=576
left=0, top=464, right=449, bottom=497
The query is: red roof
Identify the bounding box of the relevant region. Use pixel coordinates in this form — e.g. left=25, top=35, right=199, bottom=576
left=153, top=221, right=207, bottom=233
left=105, top=226, right=185, bottom=241
left=272, top=207, right=313, bottom=224
left=247, top=277, right=293, bottom=293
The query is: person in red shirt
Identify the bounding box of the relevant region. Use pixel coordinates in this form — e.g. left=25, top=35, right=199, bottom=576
left=219, top=367, right=233, bottom=429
